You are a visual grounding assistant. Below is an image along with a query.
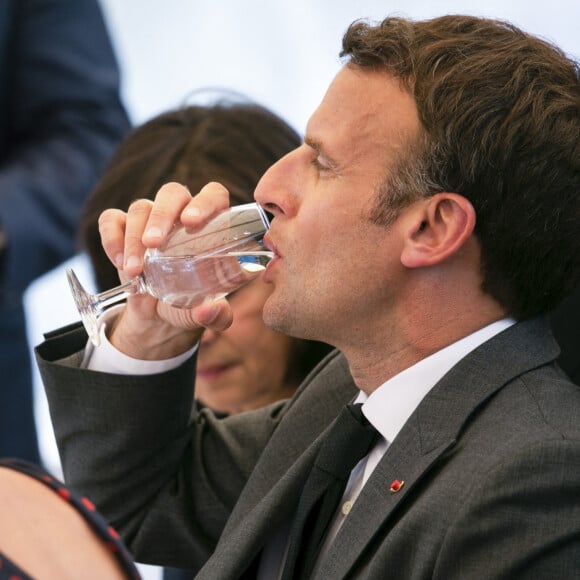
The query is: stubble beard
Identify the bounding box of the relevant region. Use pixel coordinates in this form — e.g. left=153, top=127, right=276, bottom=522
left=261, top=286, right=320, bottom=342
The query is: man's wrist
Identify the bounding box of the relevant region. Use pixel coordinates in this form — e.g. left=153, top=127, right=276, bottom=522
left=83, top=307, right=198, bottom=374
left=108, top=306, right=202, bottom=361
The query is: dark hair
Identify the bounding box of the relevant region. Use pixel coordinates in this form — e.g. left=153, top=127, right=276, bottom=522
left=80, top=93, right=333, bottom=383
left=341, top=15, right=580, bottom=319
left=81, top=95, right=300, bottom=289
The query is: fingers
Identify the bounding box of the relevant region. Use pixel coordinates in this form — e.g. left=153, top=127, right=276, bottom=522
left=123, top=199, right=154, bottom=275
left=190, top=297, right=233, bottom=331
left=98, top=199, right=156, bottom=277
left=141, top=181, right=230, bottom=244
left=102, top=182, right=231, bottom=279
left=98, top=208, right=129, bottom=272
left=98, top=180, right=233, bottom=281
left=141, top=181, right=195, bottom=246
left=177, top=182, right=231, bottom=228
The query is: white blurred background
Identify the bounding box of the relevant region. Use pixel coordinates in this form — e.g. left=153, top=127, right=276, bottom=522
left=99, top=0, right=580, bottom=132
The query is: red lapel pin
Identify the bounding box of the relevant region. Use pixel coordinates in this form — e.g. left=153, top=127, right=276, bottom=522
left=389, top=479, right=405, bottom=493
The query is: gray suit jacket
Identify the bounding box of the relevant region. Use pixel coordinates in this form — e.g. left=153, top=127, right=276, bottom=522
left=36, top=317, right=580, bottom=578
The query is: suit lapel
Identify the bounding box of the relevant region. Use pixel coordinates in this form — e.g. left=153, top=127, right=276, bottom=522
left=199, top=440, right=320, bottom=578
left=317, top=416, right=455, bottom=578
left=201, top=318, right=559, bottom=579
left=317, top=317, right=560, bottom=578
left=199, top=351, right=359, bottom=578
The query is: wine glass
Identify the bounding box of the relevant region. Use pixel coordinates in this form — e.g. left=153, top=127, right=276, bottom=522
left=66, top=202, right=273, bottom=346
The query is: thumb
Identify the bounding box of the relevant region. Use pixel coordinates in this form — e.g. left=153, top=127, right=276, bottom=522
left=191, top=297, right=233, bottom=331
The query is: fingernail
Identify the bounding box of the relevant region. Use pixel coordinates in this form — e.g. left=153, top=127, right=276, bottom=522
left=183, top=206, right=201, bottom=217
left=202, top=297, right=220, bottom=324
left=114, top=253, right=124, bottom=269
left=145, top=226, right=163, bottom=240
left=125, top=255, right=141, bottom=269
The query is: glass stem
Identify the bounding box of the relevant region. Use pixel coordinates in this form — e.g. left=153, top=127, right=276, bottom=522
left=95, top=276, right=145, bottom=310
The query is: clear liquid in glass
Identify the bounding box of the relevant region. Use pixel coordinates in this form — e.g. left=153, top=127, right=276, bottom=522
left=142, top=251, right=273, bottom=308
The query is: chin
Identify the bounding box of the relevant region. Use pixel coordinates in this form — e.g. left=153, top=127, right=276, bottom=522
left=261, top=300, right=283, bottom=330
left=263, top=295, right=312, bottom=338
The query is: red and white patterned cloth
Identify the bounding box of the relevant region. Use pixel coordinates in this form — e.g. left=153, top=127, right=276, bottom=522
left=0, top=458, right=141, bottom=579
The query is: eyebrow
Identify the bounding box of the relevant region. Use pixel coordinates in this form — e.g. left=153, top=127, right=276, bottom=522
left=304, top=136, right=321, bottom=151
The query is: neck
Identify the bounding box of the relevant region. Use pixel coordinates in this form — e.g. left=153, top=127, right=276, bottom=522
left=340, top=288, right=507, bottom=396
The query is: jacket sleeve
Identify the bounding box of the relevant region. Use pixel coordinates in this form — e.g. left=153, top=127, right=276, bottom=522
left=35, top=323, right=280, bottom=570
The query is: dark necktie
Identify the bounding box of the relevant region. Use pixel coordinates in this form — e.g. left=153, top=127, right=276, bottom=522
left=281, top=403, right=380, bottom=580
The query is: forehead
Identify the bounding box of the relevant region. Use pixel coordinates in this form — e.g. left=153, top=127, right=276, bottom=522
left=305, top=65, right=420, bottom=166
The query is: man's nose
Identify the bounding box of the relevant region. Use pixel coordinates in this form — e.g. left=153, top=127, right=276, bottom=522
left=254, top=150, right=301, bottom=219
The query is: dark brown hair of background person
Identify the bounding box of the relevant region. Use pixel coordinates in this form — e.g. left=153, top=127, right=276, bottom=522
left=80, top=93, right=333, bottom=387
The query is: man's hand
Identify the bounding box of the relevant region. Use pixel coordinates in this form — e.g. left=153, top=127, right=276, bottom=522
left=98, top=181, right=235, bottom=360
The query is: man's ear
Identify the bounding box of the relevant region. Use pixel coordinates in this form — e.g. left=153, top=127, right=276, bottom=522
left=401, top=193, right=476, bottom=268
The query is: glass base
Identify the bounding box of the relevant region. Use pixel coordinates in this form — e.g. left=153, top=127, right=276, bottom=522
left=66, top=268, right=101, bottom=346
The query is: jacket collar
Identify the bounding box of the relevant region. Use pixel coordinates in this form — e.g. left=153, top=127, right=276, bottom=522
left=317, top=316, right=560, bottom=577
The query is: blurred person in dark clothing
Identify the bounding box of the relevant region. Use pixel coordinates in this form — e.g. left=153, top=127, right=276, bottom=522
left=0, top=0, right=130, bottom=462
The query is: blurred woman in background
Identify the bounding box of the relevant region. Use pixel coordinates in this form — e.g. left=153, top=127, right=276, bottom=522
left=80, top=93, right=333, bottom=416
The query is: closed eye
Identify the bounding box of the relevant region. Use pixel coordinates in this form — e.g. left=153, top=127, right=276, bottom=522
left=310, top=157, right=326, bottom=170
left=305, top=137, right=338, bottom=176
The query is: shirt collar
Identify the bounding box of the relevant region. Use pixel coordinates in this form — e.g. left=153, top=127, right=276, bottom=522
left=356, top=318, right=516, bottom=443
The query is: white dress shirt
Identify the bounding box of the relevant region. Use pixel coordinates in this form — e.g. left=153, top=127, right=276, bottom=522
left=83, top=313, right=515, bottom=578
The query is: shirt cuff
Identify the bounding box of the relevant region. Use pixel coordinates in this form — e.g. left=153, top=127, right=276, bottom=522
left=82, top=305, right=198, bottom=375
